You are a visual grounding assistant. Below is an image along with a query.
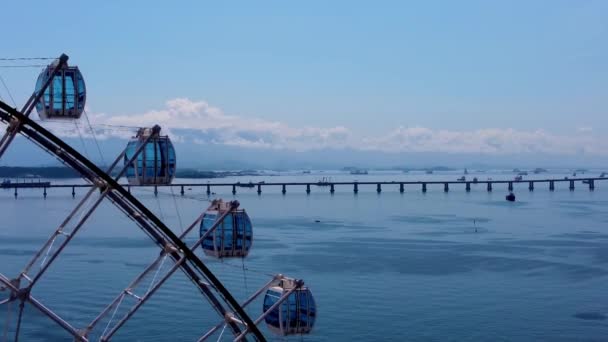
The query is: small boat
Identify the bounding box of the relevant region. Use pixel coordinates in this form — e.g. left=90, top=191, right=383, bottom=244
left=236, top=182, right=255, bottom=188
left=457, top=176, right=466, bottom=182
left=600, top=172, right=606, bottom=178
left=573, top=172, right=577, bottom=177
left=514, top=175, right=523, bottom=181
left=425, top=170, right=433, bottom=174
left=302, top=170, right=311, bottom=174
left=517, top=171, right=528, bottom=176
left=316, top=177, right=332, bottom=186
left=472, top=177, right=478, bottom=183
left=350, top=169, right=368, bottom=175
left=464, top=168, right=469, bottom=175
left=505, top=193, right=516, bottom=202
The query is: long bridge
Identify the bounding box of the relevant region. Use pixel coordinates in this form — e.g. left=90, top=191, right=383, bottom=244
left=5, top=177, right=606, bottom=198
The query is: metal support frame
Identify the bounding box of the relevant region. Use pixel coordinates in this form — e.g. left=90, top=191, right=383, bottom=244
left=1, top=126, right=154, bottom=340
left=0, top=100, right=265, bottom=341
left=86, top=201, right=239, bottom=340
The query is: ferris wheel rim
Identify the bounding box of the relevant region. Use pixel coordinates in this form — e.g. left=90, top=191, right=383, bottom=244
left=0, top=100, right=266, bottom=341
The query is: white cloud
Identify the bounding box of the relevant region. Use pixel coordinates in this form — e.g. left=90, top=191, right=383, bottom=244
left=362, top=126, right=604, bottom=155
left=47, top=98, right=608, bottom=156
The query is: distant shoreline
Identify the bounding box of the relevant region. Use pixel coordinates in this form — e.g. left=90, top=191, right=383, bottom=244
left=0, top=166, right=261, bottom=179
left=0, top=166, right=458, bottom=179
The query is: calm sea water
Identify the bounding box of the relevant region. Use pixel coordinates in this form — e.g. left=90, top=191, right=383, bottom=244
left=1, top=170, right=608, bottom=341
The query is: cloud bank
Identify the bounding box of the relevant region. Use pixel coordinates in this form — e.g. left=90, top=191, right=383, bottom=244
left=46, top=98, right=606, bottom=156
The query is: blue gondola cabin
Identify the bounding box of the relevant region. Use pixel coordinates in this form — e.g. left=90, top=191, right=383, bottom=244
left=200, top=199, right=253, bottom=258
left=263, top=277, right=316, bottom=335
left=124, top=126, right=176, bottom=185
left=35, top=58, right=86, bottom=120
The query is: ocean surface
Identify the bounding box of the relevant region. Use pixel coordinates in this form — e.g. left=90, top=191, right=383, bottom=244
left=1, top=170, right=608, bottom=341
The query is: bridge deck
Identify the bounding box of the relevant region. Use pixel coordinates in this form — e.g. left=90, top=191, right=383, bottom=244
left=7, top=177, right=605, bottom=188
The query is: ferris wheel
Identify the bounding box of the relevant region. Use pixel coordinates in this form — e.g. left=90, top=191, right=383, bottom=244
left=0, top=54, right=316, bottom=341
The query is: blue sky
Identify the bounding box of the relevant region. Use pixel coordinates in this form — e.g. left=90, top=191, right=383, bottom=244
left=0, top=1, right=607, bottom=162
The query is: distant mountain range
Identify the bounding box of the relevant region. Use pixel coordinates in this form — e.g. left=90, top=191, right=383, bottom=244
left=1, top=135, right=606, bottom=171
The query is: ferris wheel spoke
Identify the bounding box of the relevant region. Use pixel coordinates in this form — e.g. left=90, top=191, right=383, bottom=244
left=26, top=295, right=86, bottom=341
left=18, top=186, right=102, bottom=285
left=13, top=300, right=24, bottom=342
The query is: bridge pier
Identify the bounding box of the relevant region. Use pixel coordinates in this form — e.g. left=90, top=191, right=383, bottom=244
left=282, top=184, right=286, bottom=195
left=330, top=184, right=335, bottom=194
left=589, top=179, right=595, bottom=191
left=570, top=180, right=575, bottom=191
left=508, top=182, right=513, bottom=191
left=466, top=182, right=471, bottom=192
left=444, top=183, right=449, bottom=192
left=399, top=183, right=404, bottom=193
left=206, top=184, right=211, bottom=196
left=528, top=181, right=534, bottom=191
left=549, top=181, right=554, bottom=191
left=487, top=182, right=492, bottom=192
left=376, top=184, right=381, bottom=193
left=422, top=183, right=427, bottom=193
left=354, top=183, right=359, bottom=194
left=306, top=184, right=311, bottom=195
left=72, top=186, right=76, bottom=198
left=180, top=185, right=184, bottom=196
left=232, top=185, right=237, bottom=195
left=14, top=187, right=17, bottom=198
left=43, top=187, right=47, bottom=199
left=257, top=184, right=262, bottom=195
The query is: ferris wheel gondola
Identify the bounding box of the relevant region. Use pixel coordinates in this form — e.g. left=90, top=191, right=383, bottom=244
left=200, top=199, right=253, bottom=258
left=262, top=277, right=316, bottom=336
left=34, top=58, right=86, bottom=120
left=124, top=125, right=176, bottom=185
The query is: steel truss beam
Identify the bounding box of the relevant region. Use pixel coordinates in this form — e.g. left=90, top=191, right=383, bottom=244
left=0, top=100, right=265, bottom=341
